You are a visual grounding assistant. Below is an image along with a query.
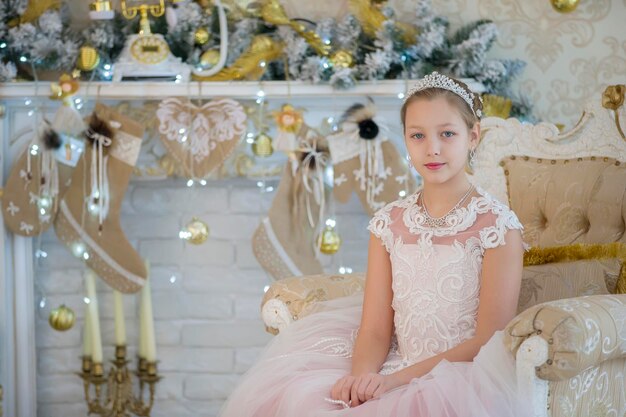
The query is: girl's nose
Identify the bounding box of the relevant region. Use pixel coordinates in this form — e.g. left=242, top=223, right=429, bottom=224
left=426, top=137, right=441, bottom=156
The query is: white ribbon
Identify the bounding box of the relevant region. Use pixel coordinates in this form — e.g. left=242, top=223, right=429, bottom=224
left=351, top=120, right=390, bottom=211
left=298, top=137, right=329, bottom=256
left=26, top=123, right=60, bottom=221
left=87, top=129, right=112, bottom=231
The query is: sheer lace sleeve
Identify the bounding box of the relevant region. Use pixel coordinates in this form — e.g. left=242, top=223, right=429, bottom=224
left=367, top=202, right=397, bottom=252
left=479, top=201, right=525, bottom=250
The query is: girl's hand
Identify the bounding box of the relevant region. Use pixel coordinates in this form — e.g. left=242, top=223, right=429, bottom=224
left=331, top=375, right=358, bottom=406
left=350, top=373, right=402, bottom=406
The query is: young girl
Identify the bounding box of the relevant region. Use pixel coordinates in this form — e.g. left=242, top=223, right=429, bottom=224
left=220, top=71, right=530, bottom=417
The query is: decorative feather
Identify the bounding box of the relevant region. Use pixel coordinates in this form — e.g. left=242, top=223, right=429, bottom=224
left=340, top=97, right=379, bottom=140
left=84, top=113, right=113, bottom=145
left=42, top=127, right=62, bottom=150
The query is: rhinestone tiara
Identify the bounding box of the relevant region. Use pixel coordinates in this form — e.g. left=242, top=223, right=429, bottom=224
left=404, top=71, right=482, bottom=118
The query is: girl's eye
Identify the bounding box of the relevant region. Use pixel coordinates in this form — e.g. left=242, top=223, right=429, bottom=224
left=442, top=131, right=456, bottom=138
left=410, top=133, right=424, bottom=140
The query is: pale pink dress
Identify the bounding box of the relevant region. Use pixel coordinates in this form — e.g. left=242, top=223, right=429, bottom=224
left=219, top=187, right=531, bottom=417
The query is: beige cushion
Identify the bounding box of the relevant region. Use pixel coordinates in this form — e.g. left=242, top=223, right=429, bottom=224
left=501, top=156, right=626, bottom=247
left=518, top=259, right=619, bottom=314
left=504, top=294, right=626, bottom=381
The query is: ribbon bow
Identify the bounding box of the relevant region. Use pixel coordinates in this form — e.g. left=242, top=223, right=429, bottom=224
left=296, top=134, right=330, bottom=256
left=85, top=127, right=112, bottom=231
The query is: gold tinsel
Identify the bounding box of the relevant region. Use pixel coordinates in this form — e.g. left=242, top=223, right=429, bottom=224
left=330, top=50, right=355, bottom=69
left=8, top=0, right=61, bottom=27
left=482, top=94, right=512, bottom=119
left=193, top=35, right=283, bottom=81
left=348, top=0, right=418, bottom=44
left=260, top=0, right=331, bottom=56
left=523, top=242, right=626, bottom=294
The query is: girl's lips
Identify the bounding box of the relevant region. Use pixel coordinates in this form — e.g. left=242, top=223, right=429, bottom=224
left=424, top=163, right=445, bottom=170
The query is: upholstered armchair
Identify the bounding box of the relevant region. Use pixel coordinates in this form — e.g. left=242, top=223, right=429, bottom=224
left=260, top=88, right=626, bottom=417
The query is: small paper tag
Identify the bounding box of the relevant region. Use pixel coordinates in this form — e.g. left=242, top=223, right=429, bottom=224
left=55, top=134, right=85, bottom=167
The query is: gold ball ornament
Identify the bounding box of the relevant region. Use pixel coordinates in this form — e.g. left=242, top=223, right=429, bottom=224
left=318, top=226, right=341, bottom=255
left=181, top=217, right=209, bottom=245
left=194, top=28, right=210, bottom=45
left=48, top=304, right=76, bottom=331
left=252, top=132, right=274, bottom=157
left=77, top=46, right=100, bottom=71
left=200, top=49, right=221, bottom=68
left=330, top=49, right=354, bottom=68
left=550, top=0, right=579, bottom=13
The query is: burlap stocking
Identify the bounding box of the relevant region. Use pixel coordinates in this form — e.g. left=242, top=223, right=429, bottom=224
left=54, top=103, right=147, bottom=293
left=328, top=101, right=416, bottom=216
left=2, top=103, right=85, bottom=237
left=252, top=125, right=328, bottom=280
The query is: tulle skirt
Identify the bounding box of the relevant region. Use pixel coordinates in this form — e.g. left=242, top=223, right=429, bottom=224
left=219, top=294, right=531, bottom=417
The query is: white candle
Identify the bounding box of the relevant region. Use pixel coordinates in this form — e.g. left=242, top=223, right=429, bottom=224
left=140, top=262, right=157, bottom=362
left=85, top=269, right=103, bottom=363
left=82, top=304, right=92, bottom=357
left=113, top=290, right=126, bottom=346
left=138, top=289, right=146, bottom=358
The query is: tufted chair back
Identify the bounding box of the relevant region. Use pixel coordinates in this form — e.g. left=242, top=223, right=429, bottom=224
left=501, top=156, right=626, bottom=247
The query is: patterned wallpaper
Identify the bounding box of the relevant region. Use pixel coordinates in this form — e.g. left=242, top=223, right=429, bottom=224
left=426, top=0, right=625, bottom=127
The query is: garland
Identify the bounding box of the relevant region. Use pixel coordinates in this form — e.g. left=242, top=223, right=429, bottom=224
left=0, top=0, right=534, bottom=120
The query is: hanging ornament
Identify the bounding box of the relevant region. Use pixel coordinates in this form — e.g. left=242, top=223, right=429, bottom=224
left=50, top=73, right=79, bottom=100
left=330, top=50, right=355, bottom=69
left=317, top=223, right=341, bottom=255
left=194, top=28, right=210, bottom=45
left=272, top=104, right=304, bottom=134
left=200, top=49, right=221, bottom=68
left=550, top=0, right=580, bottom=13
left=272, top=104, right=305, bottom=154
left=180, top=217, right=210, bottom=245
left=252, top=132, right=274, bottom=157
left=76, top=46, right=101, bottom=71
left=48, top=304, right=76, bottom=331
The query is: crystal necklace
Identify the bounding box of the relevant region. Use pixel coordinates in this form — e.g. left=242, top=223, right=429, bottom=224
left=419, top=184, right=475, bottom=228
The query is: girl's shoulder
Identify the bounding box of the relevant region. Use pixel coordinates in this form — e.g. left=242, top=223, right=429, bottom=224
left=470, top=186, right=525, bottom=249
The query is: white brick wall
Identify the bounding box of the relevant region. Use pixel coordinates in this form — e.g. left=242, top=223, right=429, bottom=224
left=34, top=179, right=370, bottom=417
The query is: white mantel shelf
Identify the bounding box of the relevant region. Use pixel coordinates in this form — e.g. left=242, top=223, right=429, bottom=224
left=0, top=79, right=484, bottom=100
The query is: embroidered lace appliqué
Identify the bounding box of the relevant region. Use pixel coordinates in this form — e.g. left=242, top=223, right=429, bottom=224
left=366, top=186, right=524, bottom=369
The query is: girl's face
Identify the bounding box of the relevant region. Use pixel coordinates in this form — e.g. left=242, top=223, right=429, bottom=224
left=404, top=96, right=479, bottom=185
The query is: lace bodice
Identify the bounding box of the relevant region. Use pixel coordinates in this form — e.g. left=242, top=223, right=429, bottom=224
left=367, top=186, right=523, bottom=372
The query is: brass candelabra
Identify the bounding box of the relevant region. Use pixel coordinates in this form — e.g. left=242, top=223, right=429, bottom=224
left=78, top=346, right=161, bottom=417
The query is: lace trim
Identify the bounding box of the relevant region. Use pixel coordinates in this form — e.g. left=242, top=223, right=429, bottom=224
left=368, top=186, right=523, bottom=250
left=109, top=130, right=142, bottom=166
